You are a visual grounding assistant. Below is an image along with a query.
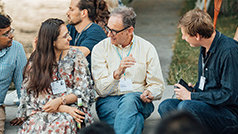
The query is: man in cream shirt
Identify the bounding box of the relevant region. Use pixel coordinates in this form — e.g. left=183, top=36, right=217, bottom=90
left=92, top=6, right=165, bottom=134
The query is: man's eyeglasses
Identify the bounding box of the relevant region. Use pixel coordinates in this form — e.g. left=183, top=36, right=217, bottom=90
left=0, top=28, right=14, bottom=37
left=105, top=25, right=130, bottom=36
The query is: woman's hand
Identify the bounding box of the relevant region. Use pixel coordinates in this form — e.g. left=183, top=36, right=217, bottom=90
left=10, top=117, right=25, bottom=126
left=43, top=98, right=61, bottom=113
left=68, top=107, right=85, bottom=123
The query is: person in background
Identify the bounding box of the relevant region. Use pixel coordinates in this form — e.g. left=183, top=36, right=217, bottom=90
left=10, top=18, right=95, bottom=133
left=0, top=14, right=27, bottom=134
left=158, top=9, right=238, bottom=134
left=79, top=121, right=115, bottom=134
left=66, top=0, right=109, bottom=70
left=92, top=6, right=165, bottom=134
left=104, top=0, right=118, bottom=12
left=104, top=0, right=124, bottom=12
left=154, top=110, right=207, bottom=134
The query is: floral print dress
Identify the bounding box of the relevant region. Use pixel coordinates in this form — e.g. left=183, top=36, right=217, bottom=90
left=17, top=48, right=95, bottom=134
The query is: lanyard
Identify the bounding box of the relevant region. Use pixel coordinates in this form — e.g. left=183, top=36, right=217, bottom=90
left=202, top=52, right=211, bottom=76
left=201, top=31, right=221, bottom=76
left=115, top=39, right=134, bottom=77
left=115, top=39, right=134, bottom=60
left=56, top=52, right=63, bottom=80
left=74, top=22, right=93, bottom=46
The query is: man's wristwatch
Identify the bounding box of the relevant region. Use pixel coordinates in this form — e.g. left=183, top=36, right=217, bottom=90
left=61, top=96, right=67, bottom=105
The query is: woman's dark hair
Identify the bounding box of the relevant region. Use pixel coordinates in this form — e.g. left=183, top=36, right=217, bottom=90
left=77, top=0, right=110, bottom=26
left=0, top=14, right=12, bottom=28
left=24, top=18, right=64, bottom=97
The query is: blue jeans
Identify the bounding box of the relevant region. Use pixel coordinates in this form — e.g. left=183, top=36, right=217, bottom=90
left=158, top=99, right=238, bottom=134
left=96, top=92, right=154, bottom=134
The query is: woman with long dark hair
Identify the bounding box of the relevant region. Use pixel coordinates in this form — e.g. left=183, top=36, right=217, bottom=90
left=10, top=18, right=95, bottom=133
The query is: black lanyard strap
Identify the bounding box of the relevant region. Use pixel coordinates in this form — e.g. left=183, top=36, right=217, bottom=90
left=74, top=22, right=93, bottom=46
left=202, top=51, right=212, bottom=76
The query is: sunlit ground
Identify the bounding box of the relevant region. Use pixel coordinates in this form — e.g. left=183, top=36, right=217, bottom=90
left=2, top=0, right=69, bottom=57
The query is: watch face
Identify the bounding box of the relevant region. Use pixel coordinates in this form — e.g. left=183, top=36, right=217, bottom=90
left=63, top=99, right=66, bottom=105
left=61, top=97, right=66, bottom=105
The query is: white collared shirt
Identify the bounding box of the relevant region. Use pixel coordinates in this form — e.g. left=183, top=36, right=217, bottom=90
left=92, top=34, right=165, bottom=99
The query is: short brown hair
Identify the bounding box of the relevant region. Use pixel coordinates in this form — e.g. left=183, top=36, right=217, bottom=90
left=178, top=9, right=214, bottom=38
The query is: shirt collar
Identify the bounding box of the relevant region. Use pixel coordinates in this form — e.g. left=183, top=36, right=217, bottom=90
left=206, top=30, right=221, bottom=54
left=115, top=34, right=134, bottom=49
left=0, top=46, right=10, bottom=58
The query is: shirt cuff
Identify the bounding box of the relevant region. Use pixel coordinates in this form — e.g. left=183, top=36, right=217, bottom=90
left=108, top=73, right=120, bottom=85
left=147, top=88, right=163, bottom=100
left=190, top=92, right=200, bottom=100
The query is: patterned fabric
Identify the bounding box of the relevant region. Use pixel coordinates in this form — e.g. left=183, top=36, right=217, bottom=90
left=17, top=47, right=95, bottom=134
left=92, top=34, right=165, bottom=99
left=0, top=40, right=27, bottom=106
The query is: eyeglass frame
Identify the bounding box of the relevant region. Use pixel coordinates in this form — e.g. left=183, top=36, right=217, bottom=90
left=0, top=28, right=14, bottom=37
left=58, top=32, right=71, bottom=39
left=104, top=25, right=131, bottom=36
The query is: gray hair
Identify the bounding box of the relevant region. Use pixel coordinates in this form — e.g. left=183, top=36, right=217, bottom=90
left=110, top=6, right=137, bottom=28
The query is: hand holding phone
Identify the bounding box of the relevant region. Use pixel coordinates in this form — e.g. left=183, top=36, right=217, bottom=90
left=176, top=79, right=194, bottom=92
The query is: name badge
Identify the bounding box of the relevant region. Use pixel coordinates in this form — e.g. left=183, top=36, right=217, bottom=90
left=119, top=79, right=133, bottom=92
left=51, top=80, right=67, bottom=94
left=199, top=76, right=206, bottom=91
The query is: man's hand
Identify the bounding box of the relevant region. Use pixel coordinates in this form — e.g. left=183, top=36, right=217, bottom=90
left=10, top=117, right=25, bottom=126
left=174, top=83, right=191, bottom=100
left=113, top=54, right=136, bottom=79
left=43, top=98, right=61, bottom=113
left=140, top=90, right=154, bottom=103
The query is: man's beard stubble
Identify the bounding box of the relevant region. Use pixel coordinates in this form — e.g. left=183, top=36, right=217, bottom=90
left=69, top=18, right=82, bottom=26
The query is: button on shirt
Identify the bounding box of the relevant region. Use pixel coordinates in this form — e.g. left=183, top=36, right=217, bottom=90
left=92, top=34, right=165, bottom=99
left=192, top=30, right=238, bottom=115
left=0, top=40, right=27, bottom=106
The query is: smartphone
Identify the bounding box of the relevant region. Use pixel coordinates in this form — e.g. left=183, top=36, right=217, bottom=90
left=176, top=79, right=194, bottom=92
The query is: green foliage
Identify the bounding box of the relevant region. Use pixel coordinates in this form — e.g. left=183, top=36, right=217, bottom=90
left=121, top=0, right=132, bottom=5
left=167, top=31, right=200, bottom=85
left=167, top=0, right=238, bottom=85
left=180, top=0, right=197, bottom=16
left=216, top=15, right=238, bottom=38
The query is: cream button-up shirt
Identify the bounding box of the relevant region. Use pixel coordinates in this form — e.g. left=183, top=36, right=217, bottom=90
left=92, top=35, right=165, bottom=99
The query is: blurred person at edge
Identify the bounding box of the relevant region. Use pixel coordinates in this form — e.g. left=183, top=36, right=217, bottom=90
left=66, top=0, right=109, bottom=70
left=10, top=18, right=95, bottom=133
left=234, top=25, right=238, bottom=41
left=154, top=110, right=208, bottom=134
left=158, top=9, right=238, bottom=134
left=79, top=121, right=116, bottom=134
left=0, top=14, right=27, bottom=134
